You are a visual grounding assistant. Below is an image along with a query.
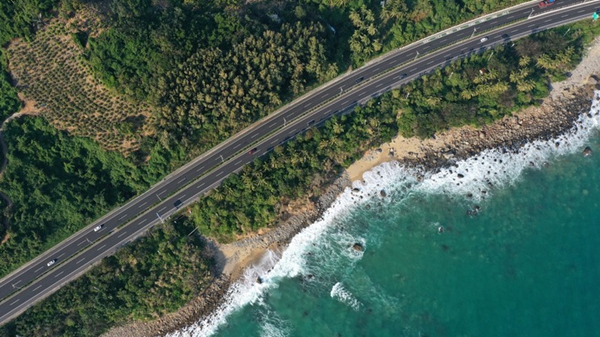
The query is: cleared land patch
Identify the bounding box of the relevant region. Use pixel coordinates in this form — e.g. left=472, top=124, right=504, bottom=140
left=6, top=13, right=155, bottom=155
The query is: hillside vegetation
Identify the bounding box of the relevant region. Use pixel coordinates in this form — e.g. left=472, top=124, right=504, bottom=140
left=0, top=117, right=175, bottom=277
left=0, top=0, right=61, bottom=121
left=88, top=0, right=533, bottom=156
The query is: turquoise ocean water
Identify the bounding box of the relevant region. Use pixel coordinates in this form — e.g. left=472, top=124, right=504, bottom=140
left=171, top=94, right=600, bottom=337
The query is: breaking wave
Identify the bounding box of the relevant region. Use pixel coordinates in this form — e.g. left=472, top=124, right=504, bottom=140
left=330, top=282, right=362, bottom=311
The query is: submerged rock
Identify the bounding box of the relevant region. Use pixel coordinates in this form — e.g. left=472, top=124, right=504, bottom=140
left=352, top=243, right=364, bottom=252
left=583, top=146, right=593, bottom=157
left=380, top=190, right=387, bottom=198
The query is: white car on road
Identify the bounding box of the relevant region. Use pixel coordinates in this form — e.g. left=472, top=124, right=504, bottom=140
left=93, top=224, right=104, bottom=232
left=480, top=37, right=488, bottom=43
left=47, top=259, right=57, bottom=267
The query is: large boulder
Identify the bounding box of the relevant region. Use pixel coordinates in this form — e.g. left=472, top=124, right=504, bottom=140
left=583, top=146, right=593, bottom=157
left=352, top=243, right=364, bottom=252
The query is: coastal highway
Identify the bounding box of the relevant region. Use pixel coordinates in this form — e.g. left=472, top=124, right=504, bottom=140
left=0, top=0, right=598, bottom=325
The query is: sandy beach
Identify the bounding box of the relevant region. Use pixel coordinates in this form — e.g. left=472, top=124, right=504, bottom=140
left=102, top=36, right=600, bottom=337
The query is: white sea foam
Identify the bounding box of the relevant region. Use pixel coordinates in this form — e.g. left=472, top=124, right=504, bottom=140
left=169, top=91, right=600, bottom=337
left=260, top=322, right=288, bottom=337
left=168, top=179, right=367, bottom=337
left=259, top=311, right=291, bottom=337
left=330, top=282, right=362, bottom=311
left=414, top=93, right=600, bottom=201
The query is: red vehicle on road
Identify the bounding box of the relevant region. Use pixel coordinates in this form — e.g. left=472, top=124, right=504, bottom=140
left=248, top=148, right=258, bottom=155
left=538, top=0, right=555, bottom=8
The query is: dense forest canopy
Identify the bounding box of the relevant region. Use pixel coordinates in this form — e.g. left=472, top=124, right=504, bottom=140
left=0, top=117, right=177, bottom=276
left=83, top=0, right=531, bottom=154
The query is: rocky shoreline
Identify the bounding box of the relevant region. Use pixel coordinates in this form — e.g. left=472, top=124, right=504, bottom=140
left=101, top=175, right=351, bottom=337
left=402, top=86, right=598, bottom=172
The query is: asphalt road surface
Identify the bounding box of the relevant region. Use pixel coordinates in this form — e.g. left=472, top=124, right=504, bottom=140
left=0, top=0, right=598, bottom=326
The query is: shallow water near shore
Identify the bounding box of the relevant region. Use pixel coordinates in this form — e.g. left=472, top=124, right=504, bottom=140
left=171, top=95, right=600, bottom=337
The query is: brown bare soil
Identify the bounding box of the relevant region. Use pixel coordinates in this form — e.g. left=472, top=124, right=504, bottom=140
left=6, top=8, right=155, bottom=156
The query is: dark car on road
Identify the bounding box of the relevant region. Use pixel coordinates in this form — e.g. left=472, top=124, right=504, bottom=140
left=538, top=0, right=554, bottom=8
left=248, top=147, right=258, bottom=155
